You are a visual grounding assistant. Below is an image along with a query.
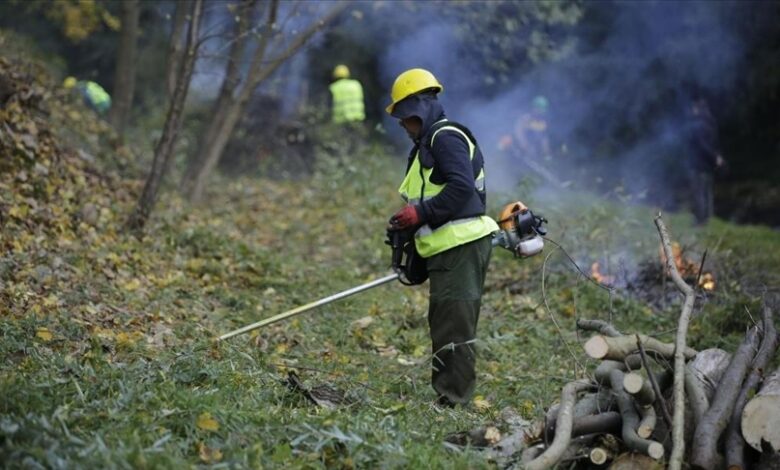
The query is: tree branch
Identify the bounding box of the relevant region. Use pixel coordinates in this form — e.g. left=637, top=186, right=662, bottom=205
left=654, top=213, right=696, bottom=470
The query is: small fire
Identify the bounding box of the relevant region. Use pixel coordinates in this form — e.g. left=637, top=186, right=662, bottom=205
left=590, top=262, right=615, bottom=286
left=659, top=242, right=716, bottom=291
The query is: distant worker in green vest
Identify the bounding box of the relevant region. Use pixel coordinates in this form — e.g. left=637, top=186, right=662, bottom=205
left=63, top=76, right=112, bottom=115
left=329, top=65, right=365, bottom=124
left=386, top=68, right=498, bottom=408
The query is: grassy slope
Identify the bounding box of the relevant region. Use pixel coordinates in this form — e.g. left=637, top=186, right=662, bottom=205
left=2, top=65, right=780, bottom=469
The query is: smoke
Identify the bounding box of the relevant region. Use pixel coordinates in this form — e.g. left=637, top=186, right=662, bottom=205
left=374, top=1, right=747, bottom=207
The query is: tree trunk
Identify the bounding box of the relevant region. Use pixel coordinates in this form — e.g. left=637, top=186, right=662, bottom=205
left=179, top=0, right=258, bottom=195
left=108, top=0, right=140, bottom=134
left=127, top=0, right=203, bottom=232
left=183, top=0, right=350, bottom=203
left=165, top=0, right=190, bottom=98
left=690, top=326, right=761, bottom=470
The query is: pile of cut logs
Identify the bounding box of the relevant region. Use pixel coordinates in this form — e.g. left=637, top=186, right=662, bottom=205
left=515, top=312, right=779, bottom=470
left=452, top=217, right=779, bottom=469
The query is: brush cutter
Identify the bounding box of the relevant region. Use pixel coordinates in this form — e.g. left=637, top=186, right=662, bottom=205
left=217, top=201, right=546, bottom=341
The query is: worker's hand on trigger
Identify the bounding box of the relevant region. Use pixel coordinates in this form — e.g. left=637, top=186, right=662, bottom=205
left=388, top=205, right=420, bottom=230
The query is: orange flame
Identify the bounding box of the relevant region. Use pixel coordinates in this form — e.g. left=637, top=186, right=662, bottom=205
left=659, top=242, right=715, bottom=291
left=590, top=262, right=615, bottom=286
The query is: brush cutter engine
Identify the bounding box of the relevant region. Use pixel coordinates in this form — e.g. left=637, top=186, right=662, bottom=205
left=387, top=201, right=547, bottom=285
left=493, top=201, right=547, bottom=257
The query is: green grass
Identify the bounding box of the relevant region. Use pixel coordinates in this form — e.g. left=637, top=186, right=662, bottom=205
left=2, top=138, right=779, bottom=468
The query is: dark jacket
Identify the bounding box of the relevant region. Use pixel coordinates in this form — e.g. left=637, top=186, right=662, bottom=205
left=685, top=106, right=721, bottom=173
left=393, top=94, right=487, bottom=229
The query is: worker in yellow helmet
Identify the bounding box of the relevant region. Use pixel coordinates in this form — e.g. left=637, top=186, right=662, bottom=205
left=329, top=65, right=365, bottom=124
left=386, top=68, right=498, bottom=407
left=63, top=76, right=112, bottom=114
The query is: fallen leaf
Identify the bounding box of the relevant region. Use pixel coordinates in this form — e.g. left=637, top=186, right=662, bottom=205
left=35, top=327, right=53, bottom=342
left=196, top=412, right=219, bottom=432
left=473, top=395, right=491, bottom=411
left=198, top=442, right=223, bottom=463
left=484, top=426, right=502, bottom=445
left=350, top=316, right=374, bottom=330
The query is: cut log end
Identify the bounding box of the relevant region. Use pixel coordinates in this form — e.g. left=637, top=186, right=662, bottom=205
left=741, top=395, right=780, bottom=452
left=623, top=372, right=644, bottom=394
left=637, top=424, right=654, bottom=439
left=647, top=442, right=665, bottom=460
left=585, top=335, right=610, bottom=359
left=590, top=447, right=610, bottom=465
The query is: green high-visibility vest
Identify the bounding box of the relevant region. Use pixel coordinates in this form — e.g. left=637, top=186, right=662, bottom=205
left=81, top=81, right=112, bottom=113
left=329, top=78, right=365, bottom=124
left=398, top=121, right=498, bottom=258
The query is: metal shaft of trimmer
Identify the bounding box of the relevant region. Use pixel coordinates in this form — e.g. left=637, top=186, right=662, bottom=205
left=217, top=273, right=400, bottom=341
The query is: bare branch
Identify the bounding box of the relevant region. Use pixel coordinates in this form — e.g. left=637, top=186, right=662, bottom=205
left=654, top=213, right=695, bottom=470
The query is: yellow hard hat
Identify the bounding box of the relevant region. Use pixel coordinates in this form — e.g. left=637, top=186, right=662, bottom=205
left=385, top=68, right=443, bottom=114
left=63, top=76, right=77, bottom=89
left=333, top=64, right=350, bottom=79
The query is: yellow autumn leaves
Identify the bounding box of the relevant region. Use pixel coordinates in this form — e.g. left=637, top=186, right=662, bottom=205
left=196, top=413, right=222, bottom=463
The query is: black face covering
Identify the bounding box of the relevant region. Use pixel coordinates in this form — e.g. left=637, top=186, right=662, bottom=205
left=391, top=92, right=445, bottom=142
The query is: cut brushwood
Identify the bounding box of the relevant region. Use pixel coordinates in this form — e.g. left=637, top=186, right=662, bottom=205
left=655, top=214, right=696, bottom=470
left=623, top=372, right=656, bottom=407
left=584, top=334, right=696, bottom=361
left=691, top=327, right=761, bottom=470
left=729, top=305, right=778, bottom=467
left=525, top=380, right=592, bottom=470
left=577, top=318, right=622, bottom=337
left=685, top=348, right=732, bottom=425
left=609, top=369, right=665, bottom=460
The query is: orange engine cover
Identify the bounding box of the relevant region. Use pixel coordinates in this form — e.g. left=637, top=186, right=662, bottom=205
left=497, top=201, right=529, bottom=230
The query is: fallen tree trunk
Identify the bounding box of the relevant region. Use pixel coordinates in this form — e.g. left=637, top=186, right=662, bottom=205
left=526, top=380, right=592, bottom=470
left=742, top=366, right=780, bottom=453
left=728, top=305, right=778, bottom=467
left=585, top=334, right=696, bottom=361
left=690, top=326, right=761, bottom=470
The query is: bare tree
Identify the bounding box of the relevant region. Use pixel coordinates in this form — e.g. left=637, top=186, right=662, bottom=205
left=180, top=0, right=350, bottom=203
left=108, top=0, right=140, bottom=134
left=127, top=0, right=203, bottom=233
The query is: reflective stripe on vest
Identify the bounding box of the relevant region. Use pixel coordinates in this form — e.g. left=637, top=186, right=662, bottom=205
left=329, top=79, right=365, bottom=123
left=397, top=122, right=498, bottom=258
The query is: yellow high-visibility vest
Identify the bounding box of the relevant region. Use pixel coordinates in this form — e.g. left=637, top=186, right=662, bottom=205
left=398, top=121, right=498, bottom=258
left=329, top=78, right=365, bottom=124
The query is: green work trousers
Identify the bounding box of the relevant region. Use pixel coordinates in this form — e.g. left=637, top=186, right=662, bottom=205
left=427, top=235, right=492, bottom=404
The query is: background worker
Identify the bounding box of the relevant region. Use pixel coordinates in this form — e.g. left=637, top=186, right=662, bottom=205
left=684, top=94, right=726, bottom=225
left=386, top=68, right=498, bottom=407
left=328, top=64, right=365, bottom=124
left=63, top=76, right=111, bottom=115
left=497, top=95, right=563, bottom=187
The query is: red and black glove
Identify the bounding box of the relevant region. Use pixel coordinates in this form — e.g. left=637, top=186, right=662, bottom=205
left=389, top=204, right=421, bottom=230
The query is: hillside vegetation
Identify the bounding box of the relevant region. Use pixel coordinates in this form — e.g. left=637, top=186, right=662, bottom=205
left=2, top=56, right=779, bottom=468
